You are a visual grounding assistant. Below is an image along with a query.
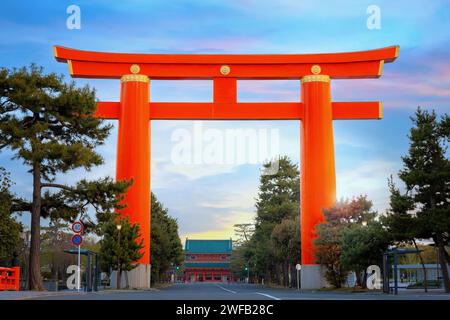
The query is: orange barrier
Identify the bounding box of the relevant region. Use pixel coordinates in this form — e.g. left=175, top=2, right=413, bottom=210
left=0, top=267, right=20, bottom=291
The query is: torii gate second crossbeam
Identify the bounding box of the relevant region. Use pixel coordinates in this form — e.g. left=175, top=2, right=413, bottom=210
left=54, top=45, right=399, bottom=289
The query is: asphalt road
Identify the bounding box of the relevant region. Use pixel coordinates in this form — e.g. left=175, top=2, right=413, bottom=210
left=27, top=282, right=450, bottom=300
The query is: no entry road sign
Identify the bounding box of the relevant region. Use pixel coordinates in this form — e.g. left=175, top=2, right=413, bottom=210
left=71, top=234, right=83, bottom=247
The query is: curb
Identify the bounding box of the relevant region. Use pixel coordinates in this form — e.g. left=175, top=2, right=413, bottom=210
left=15, top=291, right=89, bottom=300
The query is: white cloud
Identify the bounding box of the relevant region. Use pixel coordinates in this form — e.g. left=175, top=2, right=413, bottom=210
left=336, top=159, right=399, bottom=212
left=199, top=187, right=257, bottom=211
left=180, top=209, right=255, bottom=240
left=152, top=158, right=237, bottom=184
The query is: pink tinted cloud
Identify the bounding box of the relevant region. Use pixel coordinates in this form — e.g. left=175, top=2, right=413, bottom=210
left=332, top=48, right=450, bottom=109
left=179, top=36, right=265, bottom=53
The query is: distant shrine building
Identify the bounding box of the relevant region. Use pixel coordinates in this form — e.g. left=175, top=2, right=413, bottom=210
left=184, top=239, right=233, bottom=282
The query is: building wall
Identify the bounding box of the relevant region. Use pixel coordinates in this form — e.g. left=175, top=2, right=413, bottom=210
left=184, top=253, right=232, bottom=282
left=184, top=268, right=231, bottom=282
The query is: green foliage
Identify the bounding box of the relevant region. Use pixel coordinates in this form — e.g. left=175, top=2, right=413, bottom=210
left=383, top=108, right=450, bottom=292
left=0, top=167, right=23, bottom=265
left=230, top=241, right=252, bottom=277
left=382, top=177, right=418, bottom=242
left=270, top=217, right=300, bottom=267
left=341, top=222, right=391, bottom=287
left=315, top=196, right=378, bottom=288
left=150, top=193, right=183, bottom=284
left=315, top=223, right=347, bottom=288
left=233, top=224, right=254, bottom=246
left=40, top=219, right=74, bottom=281
left=39, top=178, right=131, bottom=231
left=231, top=156, right=300, bottom=286
left=397, top=245, right=440, bottom=264
left=0, top=65, right=110, bottom=178
left=255, top=156, right=300, bottom=225
left=99, top=215, right=144, bottom=275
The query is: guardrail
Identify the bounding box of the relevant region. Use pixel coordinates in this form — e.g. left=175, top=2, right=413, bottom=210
left=0, top=267, right=20, bottom=291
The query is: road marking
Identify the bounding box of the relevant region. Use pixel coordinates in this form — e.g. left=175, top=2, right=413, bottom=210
left=215, top=284, right=237, bottom=294
left=254, top=292, right=281, bottom=300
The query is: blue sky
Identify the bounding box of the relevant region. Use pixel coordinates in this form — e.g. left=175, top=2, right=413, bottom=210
left=0, top=0, right=449, bottom=240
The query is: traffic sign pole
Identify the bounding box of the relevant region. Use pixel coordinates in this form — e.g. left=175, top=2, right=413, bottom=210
left=77, top=245, right=81, bottom=292
left=71, top=222, right=84, bottom=292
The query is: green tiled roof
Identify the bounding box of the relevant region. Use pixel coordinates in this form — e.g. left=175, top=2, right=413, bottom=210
left=184, top=262, right=230, bottom=268
left=185, top=239, right=232, bottom=253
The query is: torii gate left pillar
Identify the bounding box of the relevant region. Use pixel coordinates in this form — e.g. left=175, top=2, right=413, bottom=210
left=54, top=45, right=398, bottom=289
left=115, top=74, right=152, bottom=288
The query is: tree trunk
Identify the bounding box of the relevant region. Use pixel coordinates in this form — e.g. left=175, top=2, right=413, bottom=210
left=436, top=234, right=450, bottom=293
left=355, top=270, right=362, bottom=288
left=28, top=162, right=44, bottom=291
left=412, top=239, right=428, bottom=292
left=125, top=270, right=129, bottom=289
left=443, top=247, right=450, bottom=265
left=361, top=270, right=368, bottom=289
left=278, top=264, right=283, bottom=286
left=284, top=262, right=289, bottom=287
left=117, top=269, right=122, bottom=289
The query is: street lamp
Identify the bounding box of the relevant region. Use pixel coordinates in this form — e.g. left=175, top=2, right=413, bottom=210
left=245, top=264, right=249, bottom=283
left=296, top=264, right=302, bottom=291
left=116, top=224, right=122, bottom=288
left=117, top=224, right=122, bottom=254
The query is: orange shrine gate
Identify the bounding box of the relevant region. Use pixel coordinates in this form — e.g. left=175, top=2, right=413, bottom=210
left=54, top=45, right=399, bottom=288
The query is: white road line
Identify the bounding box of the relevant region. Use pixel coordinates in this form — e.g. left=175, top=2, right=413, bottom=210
left=215, top=284, right=237, bottom=294
left=254, top=292, right=281, bottom=300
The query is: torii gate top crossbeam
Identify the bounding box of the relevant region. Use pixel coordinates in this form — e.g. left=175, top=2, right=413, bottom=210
left=54, top=45, right=398, bottom=121
left=54, top=46, right=398, bottom=80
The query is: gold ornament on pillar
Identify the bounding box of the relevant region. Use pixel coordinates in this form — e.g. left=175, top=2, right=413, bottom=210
left=311, top=65, right=321, bottom=74
left=130, top=64, right=141, bottom=74
left=220, top=65, right=231, bottom=75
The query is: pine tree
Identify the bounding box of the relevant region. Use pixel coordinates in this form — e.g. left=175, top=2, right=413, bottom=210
left=233, top=223, right=254, bottom=246
left=252, top=156, right=300, bottom=284
left=0, top=65, right=129, bottom=290
left=99, top=216, right=144, bottom=289
left=387, top=108, right=450, bottom=292
left=255, top=156, right=300, bottom=225
left=150, top=193, right=183, bottom=283
left=382, top=177, right=430, bottom=292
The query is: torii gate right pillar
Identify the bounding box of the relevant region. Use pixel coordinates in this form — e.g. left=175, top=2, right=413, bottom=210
left=300, top=74, right=336, bottom=289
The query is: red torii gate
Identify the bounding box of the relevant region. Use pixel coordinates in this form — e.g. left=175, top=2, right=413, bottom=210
left=54, top=45, right=399, bottom=288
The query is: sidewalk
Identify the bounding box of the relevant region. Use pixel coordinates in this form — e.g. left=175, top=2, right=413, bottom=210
left=397, top=288, right=448, bottom=295
left=0, top=290, right=87, bottom=300
left=0, top=287, right=160, bottom=300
